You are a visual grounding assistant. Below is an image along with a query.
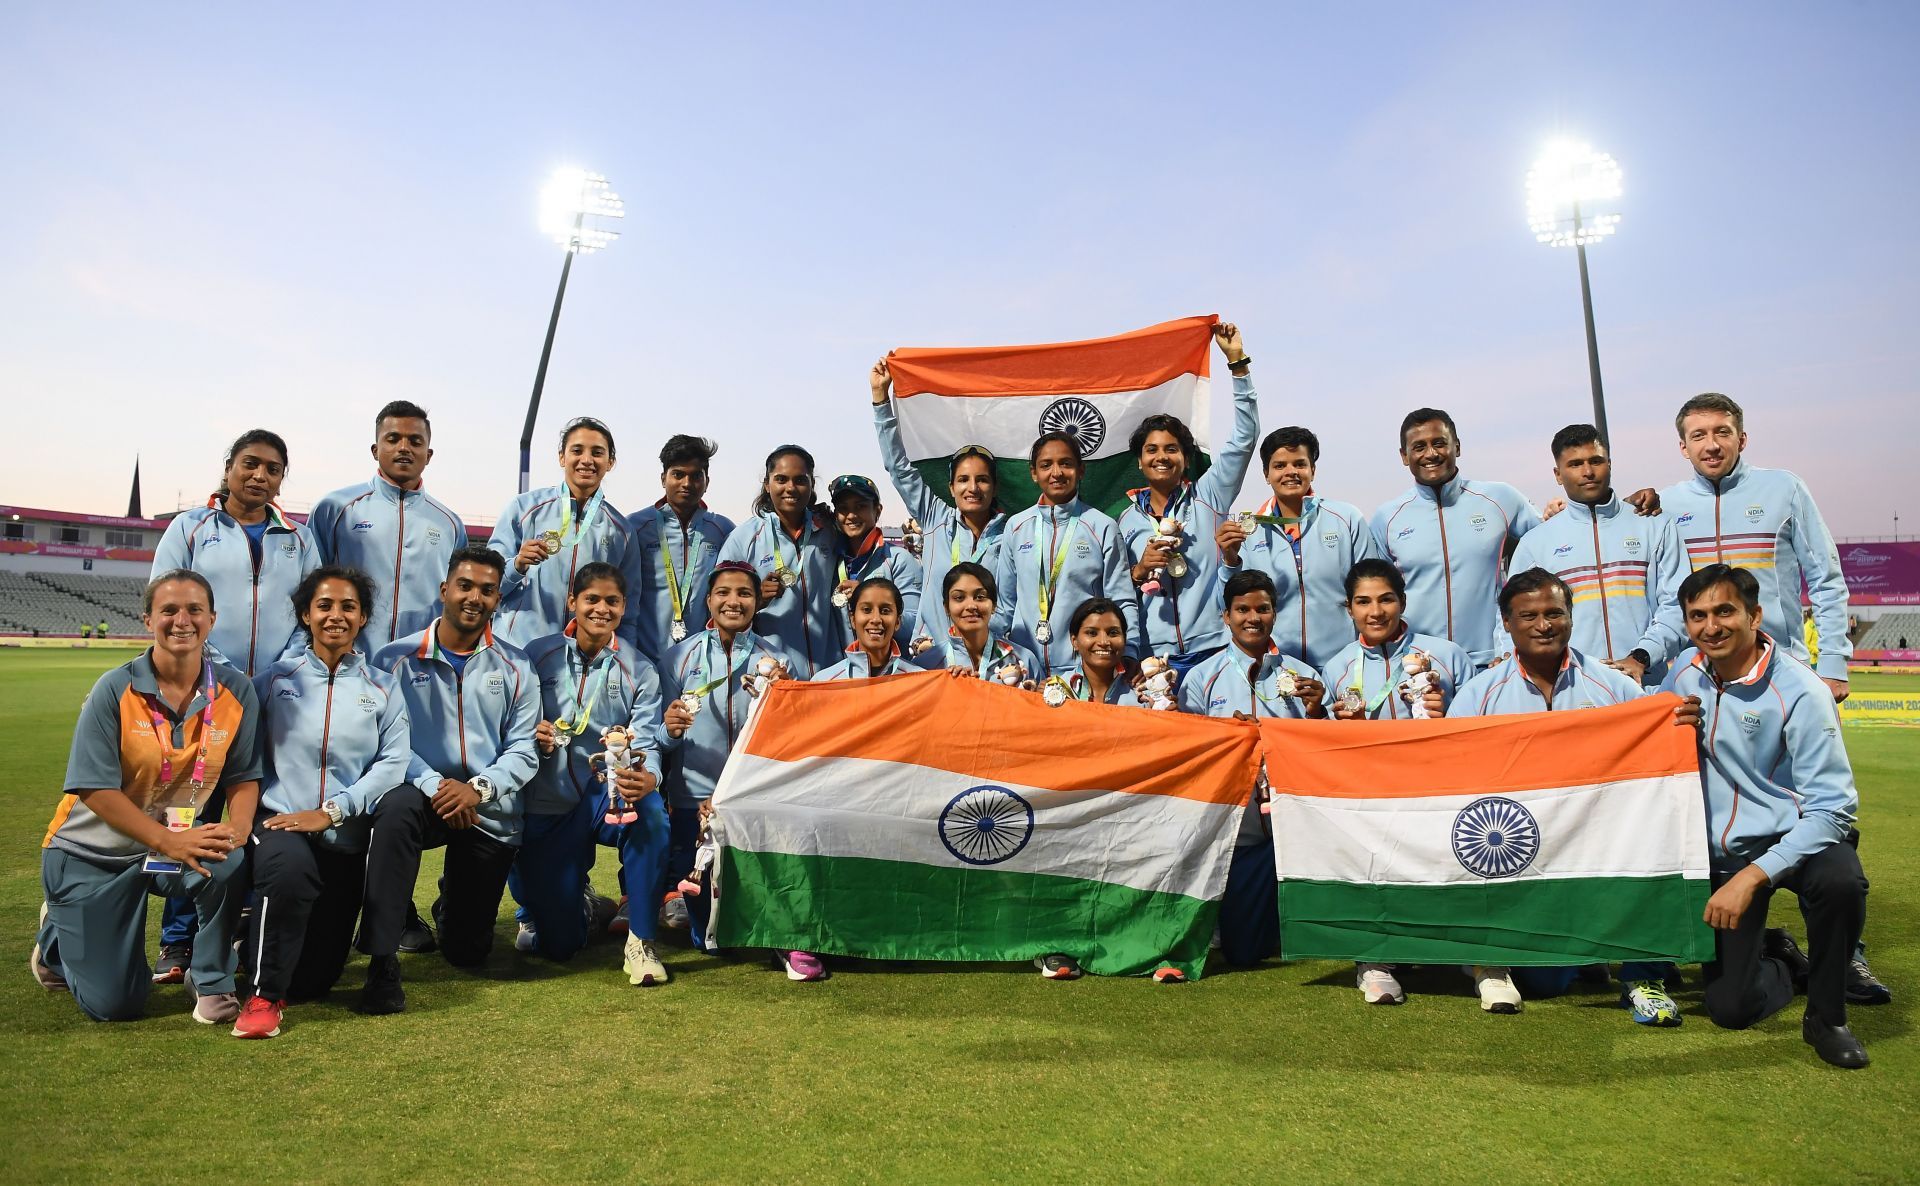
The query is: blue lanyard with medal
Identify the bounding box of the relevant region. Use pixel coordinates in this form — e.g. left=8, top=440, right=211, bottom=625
left=542, top=487, right=606, bottom=557
left=142, top=663, right=218, bottom=873
left=551, top=638, right=613, bottom=748
left=1033, top=505, right=1076, bottom=646
left=659, top=506, right=701, bottom=643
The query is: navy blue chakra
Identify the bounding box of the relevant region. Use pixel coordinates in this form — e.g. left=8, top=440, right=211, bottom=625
left=1038, top=397, right=1106, bottom=457
left=1450, top=796, right=1541, bottom=878
left=938, top=785, right=1035, bottom=866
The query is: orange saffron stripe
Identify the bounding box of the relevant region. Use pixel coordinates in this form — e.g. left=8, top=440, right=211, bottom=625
left=886, top=315, right=1219, bottom=399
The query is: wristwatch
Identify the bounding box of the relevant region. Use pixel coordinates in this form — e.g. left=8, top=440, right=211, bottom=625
left=322, top=799, right=346, bottom=828
left=470, top=775, right=496, bottom=804
left=1628, top=648, right=1652, bottom=669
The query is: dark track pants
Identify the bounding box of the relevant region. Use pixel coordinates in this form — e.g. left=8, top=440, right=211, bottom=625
left=511, top=789, right=669, bottom=959
left=247, top=825, right=367, bottom=1000
left=360, top=789, right=517, bottom=967
left=1220, top=837, right=1279, bottom=967
left=1705, top=842, right=1867, bottom=1030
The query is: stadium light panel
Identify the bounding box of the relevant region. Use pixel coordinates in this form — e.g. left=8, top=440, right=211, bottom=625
left=539, top=166, right=625, bottom=254
left=1526, top=139, right=1622, bottom=247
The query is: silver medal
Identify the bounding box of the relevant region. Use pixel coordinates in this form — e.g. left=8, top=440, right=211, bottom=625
left=670, top=620, right=687, bottom=642
left=1273, top=668, right=1298, bottom=697
left=1166, top=553, right=1189, bottom=579
left=777, top=569, right=798, bottom=590
left=1035, top=620, right=1052, bottom=645
left=679, top=690, right=703, bottom=717
left=832, top=590, right=850, bottom=608
left=1233, top=510, right=1257, bottom=533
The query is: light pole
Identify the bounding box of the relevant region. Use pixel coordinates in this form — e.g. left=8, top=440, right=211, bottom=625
left=519, top=168, right=625, bottom=493
left=1528, top=140, right=1622, bottom=446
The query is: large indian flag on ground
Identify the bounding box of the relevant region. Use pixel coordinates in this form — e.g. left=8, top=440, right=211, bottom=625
left=710, top=669, right=1260, bottom=977
left=1260, top=698, right=1714, bottom=966
left=885, top=315, right=1218, bottom=518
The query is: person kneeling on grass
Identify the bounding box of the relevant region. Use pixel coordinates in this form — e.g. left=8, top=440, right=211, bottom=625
left=1316, top=557, right=1466, bottom=1007
left=516, top=562, right=671, bottom=988
left=660, top=562, right=800, bottom=966
left=34, top=570, right=263, bottom=1027
left=358, top=547, right=541, bottom=1014
left=1441, top=568, right=1701, bottom=1023
left=1176, top=570, right=1325, bottom=973
left=1659, top=563, right=1870, bottom=1069
left=235, top=566, right=410, bottom=1039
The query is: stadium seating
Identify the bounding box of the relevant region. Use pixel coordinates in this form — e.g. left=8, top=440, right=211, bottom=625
left=1859, top=612, right=1920, bottom=652
left=0, top=571, right=147, bottom=636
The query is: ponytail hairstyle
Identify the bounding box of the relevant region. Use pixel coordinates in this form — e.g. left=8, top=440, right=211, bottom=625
left=848, top=575, right=904, bottom=619
left=290, top=565, right=377, bottom=639
left=752, top=444, right=818, bottom=516
left=216, top=429, right=290, bottom=498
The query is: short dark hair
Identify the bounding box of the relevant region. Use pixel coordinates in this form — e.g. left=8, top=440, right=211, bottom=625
left=1068, top=596, right=1126, bottom=636
left=375, top=400, right=432, bottom=439
left=291, top=565, right=377, bottom=637
left=1678, top=563, right=1761, bottom=613
left=1128, top=414, right=1199, bottom=475
left=1343, top=558, right=1405, bottom=602
left=848, top=576, right=903, bottom=617
left=1029, top=431, right=1083, bottom=466
left=943, top=561, right=997, bottom=604
left=1675, top=392, right=1745, bottom=437
left=1550, top=423, right=1604, bottom=460
left=144, top=569, right=216, bottom=615
left=1498, top=567, right=1573, bottom=617
left=559, top=416, right=617, bottom=459
left=1260, top=426, right=1320, bottom=467
left=570, top=561, right=626, bottom=597
left=1398, top=409, right=1458, bottom=450
left=1223, top=569, right=1278, bottom=606
left=446, top=545, right=506, bottom=580
left=660, top=434, right=717, bottom=471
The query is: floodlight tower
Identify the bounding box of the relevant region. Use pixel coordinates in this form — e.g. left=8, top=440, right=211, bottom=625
left=1527, top=140, right=1623, bottom=446
left=518, top=168, right=625, bottom=493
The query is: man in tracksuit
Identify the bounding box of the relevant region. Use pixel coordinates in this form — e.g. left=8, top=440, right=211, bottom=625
left=359, top=547, right=541, bottom=1013
left=1662, top=392, right=1888, bottom=1005
left=306, top=400, right=469, bottom=655
left=1219, top=425, right=1381, bottom=671
left=1176, top=570, right=1325, bottom=969
left=1371, top=409, right=1542, bottom=672
left=628, top=435, right=735, bottom=666
left=1661, top=563, right=1870, bottom=1069
left=1506, top=424, right=1689, bottom=685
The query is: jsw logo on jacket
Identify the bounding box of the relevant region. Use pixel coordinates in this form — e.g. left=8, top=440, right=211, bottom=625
left=1371, top=476, right=1542, bottom=670
left=522, top=630, right=664, bottom=816
left=1223, top=493, right=1380, bottom=670
left=373, top=622, right=542, bottom=846
left=487, top=485, right=644, bottom=650
left=151, top=498, right=321, bottom=676
left=253, top=646, right=411, bottom=851
left=307, top=473, right=468, bottom=654
left=1658, top=460, right=1852, bottom=680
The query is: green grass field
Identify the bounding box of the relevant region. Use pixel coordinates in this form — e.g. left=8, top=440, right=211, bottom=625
left=1, top=650, right=1913, bottom=1183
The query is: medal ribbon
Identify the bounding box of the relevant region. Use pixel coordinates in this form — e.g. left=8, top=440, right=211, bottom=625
left=946, top=628, right=1018, bottom=678
left=658, top=508, right=697, bottom=630
left=686, top=635, right=756, bottom=701
left=559, top=487, right=607, bottom=548
left=557, top=639, right=614, bottom=737
left=148, top=663, right=218, bottom=793
left=768, top=514, right=808, bottom=586
left=948, top=519, right=995, bottom=566
left=838, top=527, right=885, bottom=587
left=1034, top=506, right=1078, bottom=626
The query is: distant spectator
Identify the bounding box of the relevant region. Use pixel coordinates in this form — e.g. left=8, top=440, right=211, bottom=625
left=79, top=623, right=91, bottom=639
left=98, top=619, right=109, bottom=638
left=1900, top=636, right=1909, bottom=649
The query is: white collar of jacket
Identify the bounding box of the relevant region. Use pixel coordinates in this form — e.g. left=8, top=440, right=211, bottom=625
left=1411, top=475, right=1466, bottom=506
left=1691, top=632, right=1776, bottom=689
left=1358, top=624, right=1417, bottom=662
left=202, top=495, right=296, bottom=533
left=1256, top=493, right=1320, bottom=524
left=298, top=644, right=368, bottom=678
left=1560, top=493, right=1621, bottom=524
left=373, top=472, right=428, bottom=505
left=1688, top=457, right=1752, bottom=495
left=415, top=619, right=498, bottom=665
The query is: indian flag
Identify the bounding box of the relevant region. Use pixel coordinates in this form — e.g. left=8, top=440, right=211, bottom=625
left=885, top=315, right=1218, bottom=518
left=1262, top=697, right=1715, bottom=966
left=709, top=669, right=1260, bottom=977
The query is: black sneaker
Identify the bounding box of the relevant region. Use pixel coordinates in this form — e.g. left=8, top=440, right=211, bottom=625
left=1802, top=1013, right=1869, bottom=1069
left=1846, top=957, right=1892, bottom=1006
left=398, top=902, right=437, bottom=955
left=357, top=954, right=406, bottom=1015
left=1763, top=928, right=1810, bottom=990
left=1034, top=954, right=1083, bottom=980
left=152, top=942, right=191, bottom=984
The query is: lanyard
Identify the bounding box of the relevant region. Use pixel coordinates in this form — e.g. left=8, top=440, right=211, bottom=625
left=1034, top=506, right=1078, bottom=622
left=1133, top=484, right=1190, bottom=521
left=658, top=508, right=699, bottom=627
left=558, top=642, right=614, bottom=736
left=947, top=630, right=1018, bottom=678
left=949, top=521, right=992, bottom=566
left=559, top=488, right=606, bottom=548
left=1068, top=672, right=1122, bottom=703
left=687, top=634, right=755, bottom=700
left=1355, top=652, right=1397, bottom=715
left=839, top=528, right=885, bottom=586
left=1244, top=653, right=1288, bottom=714
left=148, top=663, right=218, bottom=791
left=769, top=516, right=808, bottom=583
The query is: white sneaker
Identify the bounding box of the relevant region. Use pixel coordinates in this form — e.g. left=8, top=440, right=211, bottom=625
left=1357, top=963, right=1405, bottom=1005
left=1469, top=965, right=1523, bottom=1014
left=623, top=934, right=669, bottom=987
left=514, top=921, right=539, bottom=953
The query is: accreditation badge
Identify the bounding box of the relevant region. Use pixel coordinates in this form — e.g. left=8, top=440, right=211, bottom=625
left=141, top=805, right=197, bottom=874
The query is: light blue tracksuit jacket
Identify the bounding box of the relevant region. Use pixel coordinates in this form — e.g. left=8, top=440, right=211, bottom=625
left=717, top=512, right=841, bottom=678
left=1371, top=477, right=1542, bottom=669
left=307, top=474, right=468, bottom=654
left=1116, top=372, right=1261, bottom=657
left=991, top=498, right=1140, bottom=676
left=1661, top=637, right=1856, bottom=881
left=372, top=622, right=542, bottom=846
left=812, top=645, right=924, bottom=681
left=522, top=631, right=664, bottom=817
left=872, top=401, right=1008, bottom=644
left=1318, top=629, right=1472, bottom=720
left=626, top=502, right=735, bottom=667
left=658, top=628, right=800, bottom=809
left=1450, top=646, right=1645, bottom=718
left=1222, top=495, right=1380, bottom=670
left=253, top=646, right=411, bottom=851
left=832, top=535, right=923, bottom=651
left=152, top=499, right=321, bottom=676
left=487, top=485, right=645, bottom=650
left=913, top=632, right=1041, bottom=683
left=1658, top=460, right=1852, bottom=680
left=1504, top=493, right=1689, bottom=674
left=1178, top=643, right=1321, bottom=844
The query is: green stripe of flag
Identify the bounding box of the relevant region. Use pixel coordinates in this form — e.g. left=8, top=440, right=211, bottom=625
left=910, top=453, right=1213, bottom=522
left=1277, top=875, right=1715, bottom=966
left=717, top=848, right=1220, bottom=978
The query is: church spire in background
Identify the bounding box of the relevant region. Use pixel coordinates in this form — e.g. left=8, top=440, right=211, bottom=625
left=126, top=455, right=143, bottom=519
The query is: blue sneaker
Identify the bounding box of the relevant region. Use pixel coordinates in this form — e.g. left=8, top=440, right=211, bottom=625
left=1622, top=979, right=1682, bottom=1027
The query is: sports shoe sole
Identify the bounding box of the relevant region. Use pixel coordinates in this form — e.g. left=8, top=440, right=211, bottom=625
left=1481, top=1002, right=1521, bottom=1015
left=1363, top=991, right=1406, bottom=1006
left=231, top=1021, right=282, bottom=1038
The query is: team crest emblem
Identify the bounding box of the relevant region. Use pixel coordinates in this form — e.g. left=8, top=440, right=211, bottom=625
left=426, top=527, right=443, bottom=545
left=1623, top=536, right=1642, bottom=555
left=1745, top=504, right=1765, bottom=522
left=1038, top=397, right=1105, bottom=457
left=938, top=785, right=1035, bottom=866
left=1321, top=531, right=1340, bottom=548
left=1469, top=514, right=1489, bottom=532
left=1741, top=710, right=1762, bottom=733
left=1451, top=796, right=1540, bottom=878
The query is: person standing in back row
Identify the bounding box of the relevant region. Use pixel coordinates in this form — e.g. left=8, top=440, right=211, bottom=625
left=628, top=435, right=734, bottom=667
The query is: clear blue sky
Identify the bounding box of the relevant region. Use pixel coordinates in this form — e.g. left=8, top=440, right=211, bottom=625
left=2, top=2, right=1914, bottom=536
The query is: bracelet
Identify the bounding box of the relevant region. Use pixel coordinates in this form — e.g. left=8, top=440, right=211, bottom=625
left=1228, top=356, right=1251, bottom=373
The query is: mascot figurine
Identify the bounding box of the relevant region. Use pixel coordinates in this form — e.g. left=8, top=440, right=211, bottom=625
left=1137, top=655, right=1179, bottom=710
left=1138, top=517, right=1186, bottom=597
left=590, top=725, right=645, bottom=825
left=1399, top=650, right=1437, bottom=719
